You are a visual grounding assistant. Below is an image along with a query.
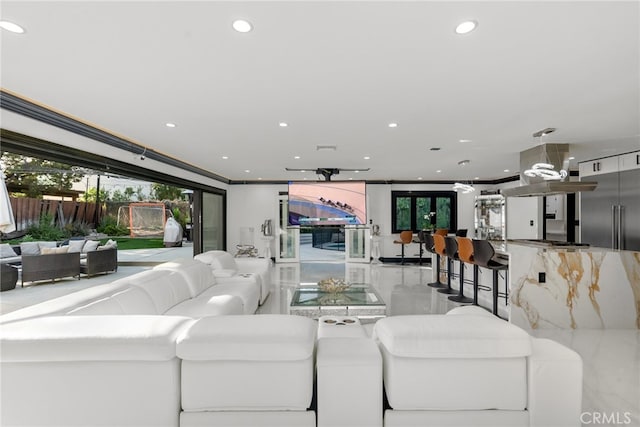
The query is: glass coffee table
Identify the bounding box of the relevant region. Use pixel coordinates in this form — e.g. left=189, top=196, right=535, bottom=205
left=289, top=283, right=386, bottom=319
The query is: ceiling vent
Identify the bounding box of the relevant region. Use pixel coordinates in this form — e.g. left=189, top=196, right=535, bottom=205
left=316, top=145, right=337, bottom=151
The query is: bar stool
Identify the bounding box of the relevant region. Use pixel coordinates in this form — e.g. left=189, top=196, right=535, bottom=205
left=427, top=233, right=448, bottom=289
left=437, top=236, right=459, bottom=295
left=448, top=237, right=474, bottom=304
left=393, top=231, right=413, bottom=265
left=471, top=239, right=509, bottom=316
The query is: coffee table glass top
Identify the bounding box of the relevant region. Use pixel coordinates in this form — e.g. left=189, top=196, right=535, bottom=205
left=291, top=284, right=383, bottom=307
left=289, top=283, right=386, bottom=319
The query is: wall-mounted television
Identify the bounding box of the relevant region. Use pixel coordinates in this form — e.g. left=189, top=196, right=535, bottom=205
left=288, top=181, right=366, bottom=226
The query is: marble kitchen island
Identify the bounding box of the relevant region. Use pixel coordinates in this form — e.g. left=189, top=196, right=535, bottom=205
left=505, top=241, right=640, bottom=330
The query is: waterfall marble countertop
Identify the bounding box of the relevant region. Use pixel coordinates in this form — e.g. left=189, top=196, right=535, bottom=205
left=503, top=241, right=640, bottom=330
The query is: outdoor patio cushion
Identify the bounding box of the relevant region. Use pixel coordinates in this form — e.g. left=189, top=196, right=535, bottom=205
left=20, top=241, right=56, bottom=255
left=0, top=243, right=18, bottom=258
left=66, top=240, right=86, bottom=253
left=82, top=240, right=100, bottom=253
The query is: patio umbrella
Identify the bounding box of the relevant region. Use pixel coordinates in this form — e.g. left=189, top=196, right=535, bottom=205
left=0, top=174, right=16, bottom=234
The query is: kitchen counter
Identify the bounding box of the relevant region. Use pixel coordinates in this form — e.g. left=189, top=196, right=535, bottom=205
left=504, top=241, right=640, bottom=330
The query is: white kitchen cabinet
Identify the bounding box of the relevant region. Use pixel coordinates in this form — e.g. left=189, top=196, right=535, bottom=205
left=619, top=151, right=640, bottom=172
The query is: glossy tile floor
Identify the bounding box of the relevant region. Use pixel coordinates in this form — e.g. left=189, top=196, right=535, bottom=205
left=1, top=251, right=638, bottom=426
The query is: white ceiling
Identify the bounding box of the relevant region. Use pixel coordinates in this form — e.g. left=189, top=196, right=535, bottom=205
left=1, top=1, right=639, bottom=183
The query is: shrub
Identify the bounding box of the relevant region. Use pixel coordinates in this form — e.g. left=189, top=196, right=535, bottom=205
left=64, top=221, right=91, bottom=237
left=25, top=214, right=68, bottom=241
left=97, top=215, right=130, bottom=237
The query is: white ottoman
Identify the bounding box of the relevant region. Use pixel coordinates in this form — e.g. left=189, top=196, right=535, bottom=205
left=177, top=315, right=316, bottom=427
left=317, top=316, right=382, bottom=427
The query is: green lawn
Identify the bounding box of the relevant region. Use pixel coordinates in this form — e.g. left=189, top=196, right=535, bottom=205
left=100, top=237, right=165, bottom=250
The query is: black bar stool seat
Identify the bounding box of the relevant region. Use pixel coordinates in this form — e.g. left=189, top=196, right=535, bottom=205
left=472, top=239, right=509, bottom=316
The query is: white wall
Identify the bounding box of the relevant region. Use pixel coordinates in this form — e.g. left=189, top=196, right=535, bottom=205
left=226, top=184, right=287, bottom=255
left=497, top=181, right=544, bottom=239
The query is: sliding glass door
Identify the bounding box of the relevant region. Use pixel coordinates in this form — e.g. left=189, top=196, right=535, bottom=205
left=202, top=191, right=225, bottom=252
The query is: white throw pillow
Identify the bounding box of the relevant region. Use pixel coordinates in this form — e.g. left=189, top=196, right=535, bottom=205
left=0, top=243, right=18, bottom=258
left=82, top=240, right=100, bottom=253
left=55, top=246, right=69, bottom=254
left=67, top=240, right=86, bottom=253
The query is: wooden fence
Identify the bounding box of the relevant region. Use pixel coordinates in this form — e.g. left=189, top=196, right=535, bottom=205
left=9, top=197, right=102, bottom=232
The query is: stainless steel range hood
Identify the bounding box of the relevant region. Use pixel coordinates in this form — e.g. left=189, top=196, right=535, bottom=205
left=502, top=143, right=597, bottom=197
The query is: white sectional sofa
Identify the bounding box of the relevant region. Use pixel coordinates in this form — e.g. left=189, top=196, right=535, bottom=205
left=0, top=255, right=583, bottom=427
left=194, top=250, right=271, bottom=305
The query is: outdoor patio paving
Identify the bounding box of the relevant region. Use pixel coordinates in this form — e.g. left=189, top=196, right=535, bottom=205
left=0, top=243, right=194, bottom=315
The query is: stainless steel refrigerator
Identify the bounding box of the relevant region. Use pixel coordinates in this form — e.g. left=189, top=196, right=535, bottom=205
left=581, top=168, right=640, bottom=251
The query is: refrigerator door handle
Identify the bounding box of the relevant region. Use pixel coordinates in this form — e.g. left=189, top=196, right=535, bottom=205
left=618, top=205, right=624, bottom=250
left=612, top=205, right=618, bottom=249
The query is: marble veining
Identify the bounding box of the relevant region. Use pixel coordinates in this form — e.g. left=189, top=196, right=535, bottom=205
left=509, top=244, right=640, bottom=330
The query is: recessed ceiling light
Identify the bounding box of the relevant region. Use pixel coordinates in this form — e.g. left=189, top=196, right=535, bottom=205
left=349, top=178, right=354, bottom=180
left=436, top=170, right=442, bottom=173
left=504, top=169, right=510, bottom=173
left=165, top=123, right=176, bottom=128
left=258, top=177, right=263, bottom=180
left=455, top=20, right=477, bottom=35
left=568, top=156, right=575, bottom=160
left=388, top=123, right=398, bottom=128
left=222, top=156, right=229, bottom=160
left=279, top=122, right=288, bottom=127
left=244, top=169, right=251, bottom=173
left=300, top=170, right=306, bottom=173
left=474, top=177, right=480, bottom=180
left=417, top=177, right=423, bottom=180
left=459, top=139, right=472, bottom=143
left=0, top=20, right=25, bottom=34
left=364, top=156, right=370, bottom=160
left=354, top=170, right=360, bottom=173
left=232, top=20, right=252, bottom=33
left=294, top=156, right=300, bottom=159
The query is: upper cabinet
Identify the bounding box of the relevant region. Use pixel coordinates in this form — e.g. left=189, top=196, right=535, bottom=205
left=579, top=151, right=640, bottom=177
left=619, top=151, right=640, bottom=172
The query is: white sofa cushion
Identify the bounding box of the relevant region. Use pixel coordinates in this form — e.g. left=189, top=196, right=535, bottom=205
left=154, top=258, right=216, bottom=297
left=165, top=293, right=244, bottom=318
left=199, top=282, right=259, bottom=315
left=67, top=297, right=126, bottom=315
left=0, top=281, right=130, bottom=325
left=0, top=315, right=192, bottom=362
left=177, top=315, right=316, bottom=361
left=122, top=269, right=192, bottom=314
left=195, top=250, right=238, bottom=273
left=178, top=315, right=316, bottom=412
left=67, top=287, right=158, bottom=316
left=373, top=315, right=532, bottom=358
